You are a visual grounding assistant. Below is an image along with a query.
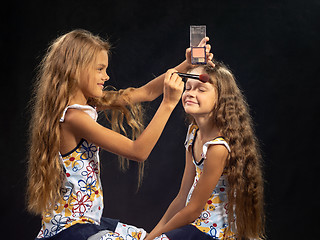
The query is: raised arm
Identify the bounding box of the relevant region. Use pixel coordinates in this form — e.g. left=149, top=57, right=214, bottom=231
left=100, top=39, right=214, bottom=107
left=128, top=39, right=214, bottom=104
left=127, top=60, right=191, bottom=104
left=63, top=69, right=183, bottom=162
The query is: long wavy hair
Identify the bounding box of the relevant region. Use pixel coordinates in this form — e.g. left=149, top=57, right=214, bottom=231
left=27, top=29, right=144, bottom=215
left=187, top=62, right=265, bottom=239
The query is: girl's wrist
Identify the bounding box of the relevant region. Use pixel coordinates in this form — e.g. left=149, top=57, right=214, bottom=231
left=160, top=100, right=177, bottom=112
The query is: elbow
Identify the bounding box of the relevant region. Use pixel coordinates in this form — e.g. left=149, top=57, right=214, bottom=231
left=143, top=88, right=160, bottom=102
left=129, top=152, right=149, bottom=163
left=124, top=141, right=149, bottom=162
left=143, top=93, right=156, bottom=103
left=186, top=206, right=203, bottom=223
left=133, top=155, right=148, bottom=163
left=190, top=210, right=202, bottom=223
left=148, top=92, right=161, bottom=102
left=132, top=143, right=151, bottom=162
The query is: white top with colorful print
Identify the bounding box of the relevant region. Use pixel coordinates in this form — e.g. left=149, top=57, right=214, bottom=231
left=37, top=104, right=103, bottom=238
left=184, top=124, right=235, bottom=239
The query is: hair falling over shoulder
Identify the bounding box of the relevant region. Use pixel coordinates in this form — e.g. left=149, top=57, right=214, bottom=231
left=89, top=89, right=145, bottom=188
left=27, top=29, right=144, bottom=215
left=190, top=62, right=265, bottom=239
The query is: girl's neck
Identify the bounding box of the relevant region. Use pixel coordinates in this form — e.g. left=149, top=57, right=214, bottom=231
left=194, top=116, right=221, bottom=143
left=69, top=90, right=88, bottom=106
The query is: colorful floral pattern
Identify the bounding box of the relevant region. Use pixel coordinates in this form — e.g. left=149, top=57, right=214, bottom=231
left=184, top=124, right=235, bottom=239
left=37, top=105, right=103, bottom=238
left=153, top=234, right=170, bottom=240
left=100, top=222, right=147, bottom=240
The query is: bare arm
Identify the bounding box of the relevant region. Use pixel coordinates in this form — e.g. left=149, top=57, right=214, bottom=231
left=102, top=39, right=214, bottom=106
left=128, top=39, right=214, bottom=104
left=63, top=69, right=184, bottom=162
left=145, top=144, right=228, bottom=240
left=127, top=60, right=191, bottom=104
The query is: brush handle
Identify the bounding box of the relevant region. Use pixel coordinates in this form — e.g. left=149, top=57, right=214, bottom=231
left=176, top=72, right=200, bottom=81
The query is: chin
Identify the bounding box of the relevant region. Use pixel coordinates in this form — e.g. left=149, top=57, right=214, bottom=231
left=183, top=108, right=196, bottom=115
left=93, top=91, right=104, bottom=98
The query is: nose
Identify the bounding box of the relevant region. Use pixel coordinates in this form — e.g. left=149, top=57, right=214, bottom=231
left=103, top=73, right=110, bottom=82
left=184, top=90, right=195, bottom=98
left=182, top=90, right=194, bottom=102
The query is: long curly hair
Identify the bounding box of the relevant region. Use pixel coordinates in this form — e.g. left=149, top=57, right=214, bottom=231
left=27, top=29, right=144, bottom=215
left=188, top=62, right=265, bottom=239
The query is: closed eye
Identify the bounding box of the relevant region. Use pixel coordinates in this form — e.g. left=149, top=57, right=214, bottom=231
left=97, top=63, right=107, bottom=72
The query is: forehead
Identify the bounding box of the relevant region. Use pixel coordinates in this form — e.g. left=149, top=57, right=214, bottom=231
left=95, top=50, right=109, bottom=65
left=186, top=68, right=214, bottom=88
left=189, top=67, right=205, bottom=75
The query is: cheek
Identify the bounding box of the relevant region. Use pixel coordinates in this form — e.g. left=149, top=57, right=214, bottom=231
left=79, top=76, right=89, bottom=90
left=206, top=95, right=217, bottom=110
left=88, top=74, right=99, bottom=90
left=181, top=92, right=187, bottom=108
left=181, top=91, right=187, bottom=100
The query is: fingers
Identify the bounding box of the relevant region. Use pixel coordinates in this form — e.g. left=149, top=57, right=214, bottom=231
left=205, top=42, right=214, bottom=59
left=206, top=44, right=214, bottom=67
left=186, top=47, right=191, bottom=56
left=165, top=68, right=177, bottom=77
left=171, top=72, right=184, bottom=91
left=198, top=37, right=209, bottom=47
left=163, top=68, right=184, bottom=106
left=165, top=68, right=184, bottom=90
left=186, top=37, right=215, bottom=67
left=164, top=69, right=178, bottom=83
left=165, top=68, right=183, bottom=81
left=205, top=43, right=211, bottom=53
left=207, top=51, right=214, bottom=63
left=207, top=60, right=215, bottom=67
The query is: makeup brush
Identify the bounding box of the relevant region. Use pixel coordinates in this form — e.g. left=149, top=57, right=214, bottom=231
left=176, top=72, right=210, bottom=83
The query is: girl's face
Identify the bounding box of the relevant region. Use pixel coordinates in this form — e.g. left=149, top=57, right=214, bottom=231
left=182, top=67, right=217, bottom=118
left=79, top=50, right=110, bottom=99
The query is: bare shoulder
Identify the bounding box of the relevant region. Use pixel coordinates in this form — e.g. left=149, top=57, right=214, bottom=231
left=63, top=108, right=94, bottom=126
left=60, top=109, right=94, bottom=155
left=62, top=108, right=98, bottom=138
left=207, top=144, right=229, bottom=157
left=204, top=144, right=229, bottom=169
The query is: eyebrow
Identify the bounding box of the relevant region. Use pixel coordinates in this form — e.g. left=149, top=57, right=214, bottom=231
left=97, top=63, right=107, bottom=68
left=186, top=80, right=208, bottom=87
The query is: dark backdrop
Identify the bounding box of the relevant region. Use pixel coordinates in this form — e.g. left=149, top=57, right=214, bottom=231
left=1, top=0, right=319, bottom=239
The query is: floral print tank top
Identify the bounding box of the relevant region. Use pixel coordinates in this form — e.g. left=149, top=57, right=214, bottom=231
left=37, top=104, right=103, bottom=238
left=184, top=124, right=235, bottom=239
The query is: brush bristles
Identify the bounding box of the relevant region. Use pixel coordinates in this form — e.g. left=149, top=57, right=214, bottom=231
left=199, top=73, right=209, bottom=83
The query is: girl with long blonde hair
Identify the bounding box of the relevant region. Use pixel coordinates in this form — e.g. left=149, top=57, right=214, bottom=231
left=27, top=29, right=213, bottom=239
left=146, top=62, right=265, bottom=240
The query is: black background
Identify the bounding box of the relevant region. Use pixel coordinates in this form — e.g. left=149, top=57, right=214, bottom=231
left=1, top=0, right=319, bottom=239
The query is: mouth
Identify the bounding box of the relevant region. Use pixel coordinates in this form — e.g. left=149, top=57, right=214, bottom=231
left=184, top=100, right=198, bottom=105
left=97, top=83, right=104, bottom=89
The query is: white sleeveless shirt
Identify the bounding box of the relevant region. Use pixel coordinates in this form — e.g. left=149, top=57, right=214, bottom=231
left=184, top=124, right=235, bottom=239
left=37, top=104, right=103, bottom=238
